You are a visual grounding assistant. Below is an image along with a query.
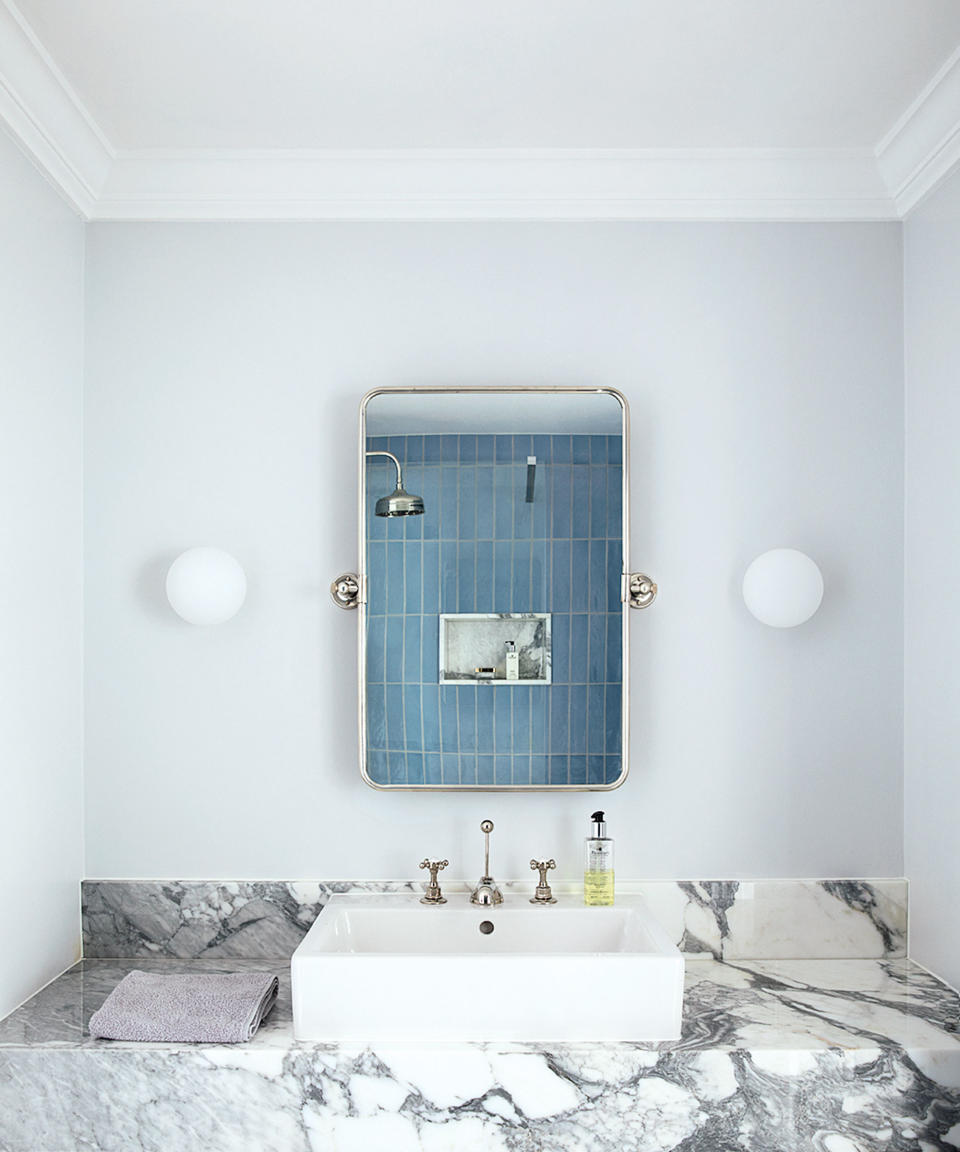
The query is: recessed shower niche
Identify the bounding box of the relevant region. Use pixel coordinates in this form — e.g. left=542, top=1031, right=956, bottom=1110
left=345, top=386, right=653, bottom=792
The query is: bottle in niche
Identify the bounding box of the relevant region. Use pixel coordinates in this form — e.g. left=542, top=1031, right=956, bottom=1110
left=584, top=810, right=614, bottom=906
left=505, top=640, right=519, bottom=681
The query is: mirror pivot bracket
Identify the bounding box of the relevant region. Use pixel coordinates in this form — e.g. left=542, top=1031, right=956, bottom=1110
left=331, top=572, right=360, bottom=610
left=627, top=573, right=658, bottom=609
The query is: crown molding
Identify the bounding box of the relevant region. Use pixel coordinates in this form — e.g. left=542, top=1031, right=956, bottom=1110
left=0, top=0, right=112, bottom=216
left=876, top=45, right=960, bottom=216
left=89, top=147, right=893, bottom=222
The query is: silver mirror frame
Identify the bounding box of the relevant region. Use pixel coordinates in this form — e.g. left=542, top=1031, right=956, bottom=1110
left=356, top=385, right=634, bottom=792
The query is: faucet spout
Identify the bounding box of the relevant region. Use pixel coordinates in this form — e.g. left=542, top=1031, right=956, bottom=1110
left=470, top=819, right=504, bottom=906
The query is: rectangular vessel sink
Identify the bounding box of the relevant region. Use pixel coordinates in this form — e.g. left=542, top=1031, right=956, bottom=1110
left=292, top=894, right=683, bottom=1042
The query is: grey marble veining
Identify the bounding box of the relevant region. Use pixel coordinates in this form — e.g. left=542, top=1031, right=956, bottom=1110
left=1, top=956, right=958, bottom=1151
left=82, top=878, right=908, bottom=962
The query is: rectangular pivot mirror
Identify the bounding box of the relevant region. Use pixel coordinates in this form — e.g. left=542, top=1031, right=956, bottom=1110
left=359, top=387, right=629, bottom=791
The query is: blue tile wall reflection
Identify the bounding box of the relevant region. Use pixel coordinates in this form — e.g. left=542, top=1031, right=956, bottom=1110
left=366, top=434, right=622, bottom=786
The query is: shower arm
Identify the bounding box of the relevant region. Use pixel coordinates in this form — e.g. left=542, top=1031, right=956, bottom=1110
left=365, top=449, right=404, bottom=491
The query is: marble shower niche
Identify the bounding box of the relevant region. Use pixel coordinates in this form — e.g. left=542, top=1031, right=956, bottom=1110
left=439, top=613, right=551, bottom=683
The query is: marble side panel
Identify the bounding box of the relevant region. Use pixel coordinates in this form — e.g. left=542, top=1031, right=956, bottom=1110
left=1, top=957, right=959, bottom=1152
left=82, top=878, right=907, bottom=961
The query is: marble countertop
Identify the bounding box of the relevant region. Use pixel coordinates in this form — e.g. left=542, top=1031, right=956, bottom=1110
left=2, top=955, right=958, bottom=1062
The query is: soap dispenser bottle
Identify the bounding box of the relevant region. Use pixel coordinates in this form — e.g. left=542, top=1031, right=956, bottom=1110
left=584, top=810, right=614, bottom=906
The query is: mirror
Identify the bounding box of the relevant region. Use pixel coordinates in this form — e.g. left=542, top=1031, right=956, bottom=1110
left=359, top=387, right=629, bottom=791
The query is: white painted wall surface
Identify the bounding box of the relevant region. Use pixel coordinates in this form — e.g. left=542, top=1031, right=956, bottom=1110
left=83, top=222, right=904, bottom=881
left=0, top=131, right=84, bottom=1018
left=904, top=168, right=960, bottom=989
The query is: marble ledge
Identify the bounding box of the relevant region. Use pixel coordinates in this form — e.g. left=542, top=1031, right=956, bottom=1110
left=1, top=956, right=959, bottom=1152
left=82, top=877, right=908, bottom=962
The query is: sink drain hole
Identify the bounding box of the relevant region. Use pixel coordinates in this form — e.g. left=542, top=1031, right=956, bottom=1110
left=479, top=920, right=495, bottom=935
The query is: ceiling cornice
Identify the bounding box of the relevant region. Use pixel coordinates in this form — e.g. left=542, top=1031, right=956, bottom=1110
left=1, top=0, right=958, bottom=224
left=0, top=0, right=112, bottom=215
left=876, top=44, right=960, bottom=215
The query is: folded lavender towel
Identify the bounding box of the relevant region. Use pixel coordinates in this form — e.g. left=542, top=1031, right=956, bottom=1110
left=88, top=971, right=279, bottom=1043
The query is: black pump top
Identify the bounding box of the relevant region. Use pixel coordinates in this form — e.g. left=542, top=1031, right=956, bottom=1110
left=590, top=811, right=607, bottom=837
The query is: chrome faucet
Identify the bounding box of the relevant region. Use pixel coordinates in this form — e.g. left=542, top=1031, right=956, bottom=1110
left=469, top=819, right=503, bottom=906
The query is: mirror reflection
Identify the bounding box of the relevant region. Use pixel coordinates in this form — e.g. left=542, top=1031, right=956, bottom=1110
left=362, top=389, right=626, bottom=790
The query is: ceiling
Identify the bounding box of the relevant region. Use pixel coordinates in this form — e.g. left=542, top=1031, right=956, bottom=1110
left=2, top=0, right=960, bottom=221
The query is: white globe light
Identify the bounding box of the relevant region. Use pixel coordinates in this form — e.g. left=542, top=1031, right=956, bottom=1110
left=166, top=547, right=247, bottom=625
left=742, top=549, right=823, bottom=628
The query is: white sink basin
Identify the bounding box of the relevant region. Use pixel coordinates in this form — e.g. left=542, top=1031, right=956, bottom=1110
left=292, top=893, right=683, bottom=1042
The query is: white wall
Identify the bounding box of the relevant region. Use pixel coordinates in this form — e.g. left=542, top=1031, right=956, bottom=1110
left=83, top=222, right=904, bottom=882
left=904, top=169, right=960, bottom=988
left=0, top=131, right=84, bottom=1018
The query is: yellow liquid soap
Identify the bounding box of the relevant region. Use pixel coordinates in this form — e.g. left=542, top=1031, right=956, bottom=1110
left=584, top=869, right=615, bottom=906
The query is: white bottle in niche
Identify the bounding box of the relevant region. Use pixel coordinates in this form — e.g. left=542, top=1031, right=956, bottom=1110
left=505, top=640, right=519, bottom=681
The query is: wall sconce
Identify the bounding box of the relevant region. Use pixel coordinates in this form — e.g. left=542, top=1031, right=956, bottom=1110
left=742, top=548, right=823, bottom=628
left=166, top=547, right=247, bottom=625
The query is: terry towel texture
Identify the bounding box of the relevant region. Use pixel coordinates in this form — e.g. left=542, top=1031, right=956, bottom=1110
left=89, top=971, right=279, bottom=1043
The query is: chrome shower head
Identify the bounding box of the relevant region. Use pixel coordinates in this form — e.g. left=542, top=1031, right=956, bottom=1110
left=366, top=450, right=425, bottom=518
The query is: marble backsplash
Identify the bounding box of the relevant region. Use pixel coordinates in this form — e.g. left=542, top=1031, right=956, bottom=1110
left=82, top=878, right=907, bottom=962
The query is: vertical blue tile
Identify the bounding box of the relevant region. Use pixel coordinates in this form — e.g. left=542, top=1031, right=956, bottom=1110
left=459, top=465, right=476, bottom=542
left=475, top=542, right=493, bottom=612
left=477, top=434, right=494, bottom=463
left=529, top=539, right=549, bottom=612
left=604, top=755, right=622, bottom=785
left=386, top=684, right=404, bottom=748
left=571, top=540, right=589, bottom=611
left=366, top=488, right=386, bottom=540
left=367, top=542, right=387, bottom=614
left=421, top=541, right=439, bottom=613
left=512, top=755, right=530, bottom=786
left=551, top=464, right=571, bottom=539
left=460, top=753, right=477, bottom=786
left=493, top=541, right=512, bottom=613
left=607, top=466, right=623, bottom=538
left=441, top=753, right=461, bottom=786
left=588, top=754, right=605, bottom=786
left=403, top=685, right=422, bottom=750
left=608, top=435, right=622, bottom=465
left=440, top=465, right=459, bottom=540
left=571, top=467, right=590, bottom=539
left=530, top=755, right=548, bottom=785
left=419, top=467, right=440, bottom=540
left=512, top=544, right=531, bottom=612
left=406, top=752, right=424, bottom=785
left=440, top=541, right=458, bottom=610
left=589, top=539, right=607, bottom=614
left=530, top=690, right=549, bottom=755
left=606, top=540, right=622, bottom=612
left=551, top=613, right=569, bottom=683
left=513, top=434, right=532, bottom=462
left=423, top=435, right=442, bottom=463
left=532, top=435, right=551, bottom=465
left=458, top=685, right=477, bottom=753
left=549, top=685, right=568, bottom=752
left=589, top=435, right=607, bottom=464
left=569, top=685, right=587, bottom=753
left=476, top=465, right=494, bottom=539
left=403, top=616, right=421, bottom=683
left=441, top=435, right=458, bottom=462
left=421, top=685, right=440, bottom=752
left=512, top=685, right=531, bottom=752
left=589, top=466, right=607, bottom=540
left=366, top=615, right=385, bottom=684
left=551, top=435, right=571, bottom=464
left=495, top=755, right=513, bottom=786
left=425, top=753, right=442, bottom=784
left=384, top=616, right=404, bottom=683
left=440, top=687, right=458, bottom=752
left=569, top=755, right=587, bottom=785
left=570, top=615, right=589, bottom=684
left=421, top=618, right=439, bottom=684
left=459, top=434, right=477, bottom=463
left=494, top=688, right=512, bottom=753
left=386, top=541, right=405, bottom=614
left=477, top=755, right=495, bottom=786
left=549, top=755, right=569, bottom=785
left=387, top=436, right=406, bottom=464
left=495, top=435, right=513, bottom=463
left=367, top=749, right=388, bottom=785
left=606, top=614, right=622, bottom=682
left=366, top=683, right=386, bottom=748
left=477, top=686, right=495, bottom=752
left=551, top=540, right=570, bottom=612
left=367, top=436, right=388, bottom=453
left=457, top=541, right=477, bottom=612
left=494, top=465, right=514, bottom=539
left=403, top=464, right=423, bottom=541
left=587, top=685, right=605, bottom=753
left=588, top=613, right=606, bottom=684
left=605, top=684, right=622, bottom=754
left=531, top=465, right=550, bottom=539
left=572, top=435, right=590, bottom=464
left=404, top=542, right=421, bottom=613
left=513, top=473, right=532, bottom=540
